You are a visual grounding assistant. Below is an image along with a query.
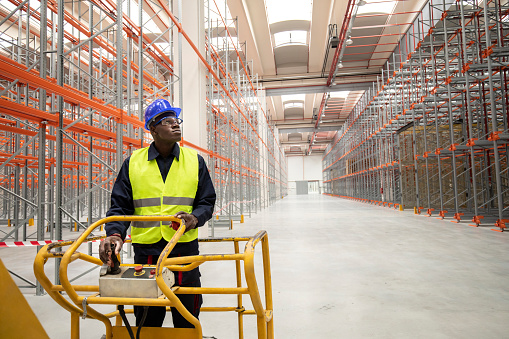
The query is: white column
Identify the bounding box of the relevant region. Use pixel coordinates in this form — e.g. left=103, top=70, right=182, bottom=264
left=173, top=0, right=208, bottom=237
left=174, top=0, right=207, bottom=150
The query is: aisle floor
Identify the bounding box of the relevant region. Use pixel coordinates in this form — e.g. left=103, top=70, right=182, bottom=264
left=2, top=194, right=509, bottom=338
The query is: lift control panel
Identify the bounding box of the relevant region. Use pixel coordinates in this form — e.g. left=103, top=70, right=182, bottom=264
left=99, top=265, right=175, bottom=298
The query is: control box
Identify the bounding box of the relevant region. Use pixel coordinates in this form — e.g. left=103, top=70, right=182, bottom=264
left=99, top=265, right=175, bottom=298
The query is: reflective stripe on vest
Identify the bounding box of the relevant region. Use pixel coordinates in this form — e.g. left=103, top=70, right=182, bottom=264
left=133, top=197, right=195, bottom=208
left=129, top=146, right=199, bottom=243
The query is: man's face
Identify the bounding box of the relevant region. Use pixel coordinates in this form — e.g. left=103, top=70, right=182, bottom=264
left=150, top=113, right=182, bottom=144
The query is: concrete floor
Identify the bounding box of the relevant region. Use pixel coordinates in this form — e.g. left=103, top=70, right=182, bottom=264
left=2, top=194, right=509, bottom=338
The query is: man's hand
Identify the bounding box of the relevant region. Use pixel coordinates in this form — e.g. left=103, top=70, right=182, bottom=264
left=175, top=211, right=199, bottom=232
left=99, top=235, right=123, bottom=266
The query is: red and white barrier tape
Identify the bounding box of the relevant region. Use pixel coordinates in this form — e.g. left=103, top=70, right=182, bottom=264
left=0, top=240, right=63, bottom=248
left=0, top=235, right=132, bottom=248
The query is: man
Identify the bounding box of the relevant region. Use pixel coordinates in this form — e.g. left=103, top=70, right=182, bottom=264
left=99, top=98, right=216, bottom=328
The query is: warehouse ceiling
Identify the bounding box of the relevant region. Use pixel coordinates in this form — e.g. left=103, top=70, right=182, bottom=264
left=0, top=0, right=427, bottom=158
left=227, top=0, right=427, bottom=156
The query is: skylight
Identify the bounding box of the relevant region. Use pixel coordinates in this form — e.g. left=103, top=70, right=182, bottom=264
left=274, top=30, right=308, bottom=47
left=281, top=94, right=305, bottom=103
left=329, top=91, right=349, bottom=99
left=357, top=0, right=395, bottom=15
left=265, top=0, right=312, bottom=24
left=284, top=102, right=304, bottom=110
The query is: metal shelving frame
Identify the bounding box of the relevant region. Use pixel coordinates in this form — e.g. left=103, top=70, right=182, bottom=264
left=0, top=0, right=287, bottom=291
left=323, top=0, right=508, bottom=230
left=204, top=0, right=287, bottom=235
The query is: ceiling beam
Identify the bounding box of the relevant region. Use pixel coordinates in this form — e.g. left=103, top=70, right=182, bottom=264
left=282, top=140, right=331, bottom=145
left=265, top=81, right=372, bottom=96
left=279, top=125, right=341, bottom=134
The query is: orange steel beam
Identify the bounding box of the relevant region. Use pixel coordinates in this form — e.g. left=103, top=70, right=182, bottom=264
left=0, top=57, right=141, bottom=126
left=0, top=151, right=102, bottom=169
left=351, top=33, right=403, bottom=40
left=42, top=0, right=174, bottom=74
left=210, top=0, right=284, bottom=162
left=345, top=42, right=399, bottom=48
left=0, top=98, right=142, bottom=149
left=352, top=23, right=413, bottom=30
left=90, top=0, right=175, bottom=70
left=206, top=58, right=274, bottom=156
left=0, top=7, right=41, bottom=40
left=3, top=1, right=286, bottom=182
left=0, top=81, right=146, bottom=144
left=157, top=0, right=285, bottom=173
left=323, top=82, right=392, bottom=160
left=343, top=50, right=401, bottom=56
left=206, top=85, right=258, bottom=151
left=0, top=123, right=116, bottom=154
left=309, top=0, right=355, bottom=154
left=356, top=11, right=420, bottom=19
left=326, top=0, right=355, bottom=86
left=180, top=139, right=230, bottom=164
left=8, top=0, right=171, bottom=95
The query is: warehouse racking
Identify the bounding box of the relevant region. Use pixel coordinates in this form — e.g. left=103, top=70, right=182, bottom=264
left=205, top=0, right=287, bottom=233
left=324, top=0, right=508, bottom=230
left=0, top=0, right=287, bottom=287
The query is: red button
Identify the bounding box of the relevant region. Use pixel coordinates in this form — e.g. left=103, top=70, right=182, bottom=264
left=150, top=269, right=156, bottom=275
left=135, top=265, right=143, bottom=273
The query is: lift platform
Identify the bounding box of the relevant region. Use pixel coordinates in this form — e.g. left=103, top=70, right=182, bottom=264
left=34, top=215, right=273, bottom=339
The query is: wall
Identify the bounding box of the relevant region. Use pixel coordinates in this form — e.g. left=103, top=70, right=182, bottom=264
left=286, top=155, right=323, bottom=194
left=287, top=155, right=323, bottom=181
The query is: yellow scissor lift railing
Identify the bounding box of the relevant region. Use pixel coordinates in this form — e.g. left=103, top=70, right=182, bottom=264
left=34, top=215, right=274, bottom=339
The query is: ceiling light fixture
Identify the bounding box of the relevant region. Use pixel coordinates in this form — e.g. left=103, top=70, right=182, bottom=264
left=337, top=61, right=344, bottom=69
left=345, top=37, right=353, bottom=45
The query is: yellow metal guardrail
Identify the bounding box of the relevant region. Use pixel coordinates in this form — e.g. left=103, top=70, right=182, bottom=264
left=34, top=215, right=273, bottom=339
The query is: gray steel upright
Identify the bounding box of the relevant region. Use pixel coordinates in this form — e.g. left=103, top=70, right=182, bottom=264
left=483, top=0, right=504, bottom=225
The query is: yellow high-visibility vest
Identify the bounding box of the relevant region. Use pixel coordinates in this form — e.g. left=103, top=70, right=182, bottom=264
left=129, top=146, right=199, bottom=243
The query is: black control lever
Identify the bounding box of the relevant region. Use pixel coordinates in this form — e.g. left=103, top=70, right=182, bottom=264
left=110, top=243, right=121, bottom=274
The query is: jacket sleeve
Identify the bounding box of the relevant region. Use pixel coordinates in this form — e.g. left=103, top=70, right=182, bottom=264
left=192, top=155, right=216, bottom=227
left=105, top=157, right=133, bottom=240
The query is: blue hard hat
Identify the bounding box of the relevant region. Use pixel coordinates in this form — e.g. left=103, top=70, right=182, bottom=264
left=144, top=99, right=182, bottom=131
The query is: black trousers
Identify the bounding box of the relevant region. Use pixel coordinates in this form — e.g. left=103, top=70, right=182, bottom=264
left=133, top=241, right=202, bottom=328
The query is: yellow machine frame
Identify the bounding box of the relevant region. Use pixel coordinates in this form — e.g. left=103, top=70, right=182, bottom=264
left=34, top=215, right=273, bottom=339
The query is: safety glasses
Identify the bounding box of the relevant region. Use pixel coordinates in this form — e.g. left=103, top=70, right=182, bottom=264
left=153, top=116, right=183, bottom=127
